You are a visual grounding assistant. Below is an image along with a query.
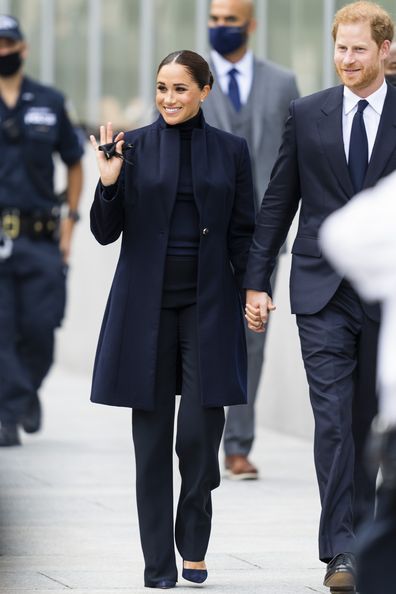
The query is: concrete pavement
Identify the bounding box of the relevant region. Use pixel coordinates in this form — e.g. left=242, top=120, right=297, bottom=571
left=0, top=364, right=328, bottom=594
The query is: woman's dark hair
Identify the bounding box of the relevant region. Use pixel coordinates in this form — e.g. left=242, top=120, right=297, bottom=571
left=157, top=50, right=214, bottom=89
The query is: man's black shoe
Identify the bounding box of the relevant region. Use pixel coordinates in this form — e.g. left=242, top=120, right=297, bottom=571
left=0, top=423, right=21, bottom=447
left=21, top=398, right=41, bottom=433
left=324, top=552, right=356, bottom=591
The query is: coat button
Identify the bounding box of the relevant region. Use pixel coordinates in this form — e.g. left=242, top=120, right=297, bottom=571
left=202, top=227, right=209, bottom=236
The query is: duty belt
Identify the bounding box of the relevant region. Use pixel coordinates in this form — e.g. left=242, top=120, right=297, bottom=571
left=0, top=208, right=60, bottom=240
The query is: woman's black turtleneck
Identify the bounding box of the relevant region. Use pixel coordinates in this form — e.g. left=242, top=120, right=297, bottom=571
left=166, top=110, right=203, bottom=257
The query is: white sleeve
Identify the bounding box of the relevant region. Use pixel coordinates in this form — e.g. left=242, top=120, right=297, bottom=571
left=319, top=170, right=396, bottom=302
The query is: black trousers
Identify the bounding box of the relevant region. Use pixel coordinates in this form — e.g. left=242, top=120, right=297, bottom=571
left=0, top=237, right=66, bottom=424
left=132, top=257, right=225, bottom=587
left=296, top=281, right=379, bottom=562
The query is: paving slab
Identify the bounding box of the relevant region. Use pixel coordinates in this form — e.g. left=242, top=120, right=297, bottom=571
left=0, top=365, right=327, bottom=593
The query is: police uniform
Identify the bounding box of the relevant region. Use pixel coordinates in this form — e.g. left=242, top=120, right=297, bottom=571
left=0, top=76, right=83, bottom=440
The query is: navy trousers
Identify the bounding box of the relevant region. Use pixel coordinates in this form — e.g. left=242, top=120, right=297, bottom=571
left=132, top=257, right=225, bottom=587
left=296, top=281, right=379, bottom=562
left=0, top=237, right=66, bottom=424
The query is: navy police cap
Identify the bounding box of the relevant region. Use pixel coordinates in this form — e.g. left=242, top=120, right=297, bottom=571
left=0, top=15, right=23, bottom=41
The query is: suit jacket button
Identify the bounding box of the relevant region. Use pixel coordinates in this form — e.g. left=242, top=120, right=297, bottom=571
left=202, top=227, right=209, bottom=236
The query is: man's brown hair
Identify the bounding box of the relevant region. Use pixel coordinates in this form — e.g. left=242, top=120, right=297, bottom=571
left=332, top=1, right=394, bottom=46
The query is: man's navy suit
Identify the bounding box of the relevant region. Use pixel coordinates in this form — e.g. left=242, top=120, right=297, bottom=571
left=244, top=82, right=396, bottom=561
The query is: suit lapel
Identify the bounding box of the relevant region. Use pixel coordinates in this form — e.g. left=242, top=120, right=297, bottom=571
left=364, top=85, right=396, bottom=188
left=208, top=61, right=233, bottom=132
left=317, top=86, right=355, bottom=198
left=251, top=60, right=267, bottom=155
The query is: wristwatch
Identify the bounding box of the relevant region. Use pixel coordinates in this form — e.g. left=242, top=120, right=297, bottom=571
left=67, top=208, right=80, bottom=222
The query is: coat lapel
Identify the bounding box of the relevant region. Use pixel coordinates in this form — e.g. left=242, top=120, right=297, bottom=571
left=251, top=60, right=268, bottom=156
left=317, top=86, right=355, bottom=198
left=156, top=121, right=180, bottom=223
left=364, top=84, right=396, bottom=188
left=191, top=125, right=209, bottom=218
left=152, top=115, right=210, bottom=224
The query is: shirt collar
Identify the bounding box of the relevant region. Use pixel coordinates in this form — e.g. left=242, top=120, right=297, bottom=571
left=210, top=49, right=253, bottom=79
left=343, top=79, right=387, bottom=116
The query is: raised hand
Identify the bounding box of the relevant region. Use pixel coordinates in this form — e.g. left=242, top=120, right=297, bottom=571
left=90, top=122, right=125, bottom=187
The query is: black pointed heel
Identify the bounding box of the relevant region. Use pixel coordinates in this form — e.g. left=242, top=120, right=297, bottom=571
left=182, top=562, right=208, bottom=584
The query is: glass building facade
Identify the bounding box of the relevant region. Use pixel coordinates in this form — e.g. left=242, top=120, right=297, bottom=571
left=1, top=0, right=396, bottom=128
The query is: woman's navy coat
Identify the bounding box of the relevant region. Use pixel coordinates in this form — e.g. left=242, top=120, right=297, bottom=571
left=90, top=114, right=255, bottom=410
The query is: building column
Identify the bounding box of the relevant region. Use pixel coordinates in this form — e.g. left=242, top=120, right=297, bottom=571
left=87, top=0, right=102, bottom=126
left=323, top=0, right=336, bottom=89
left=139, top=0, right=155, bottom=118
left=40, top=0, right=55, bottom=85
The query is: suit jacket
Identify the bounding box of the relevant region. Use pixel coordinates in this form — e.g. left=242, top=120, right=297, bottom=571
left=90, top=114, right=255, bottom=410
left=203, top=57, right=299, bottom=211
left=244, top=83, right=396, bottom=316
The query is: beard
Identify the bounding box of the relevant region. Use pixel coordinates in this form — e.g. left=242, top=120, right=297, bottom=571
left=335, top=61, right=381, bottom=92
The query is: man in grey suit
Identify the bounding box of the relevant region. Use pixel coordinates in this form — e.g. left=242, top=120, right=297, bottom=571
left=202, top=0, right=299, bottom=479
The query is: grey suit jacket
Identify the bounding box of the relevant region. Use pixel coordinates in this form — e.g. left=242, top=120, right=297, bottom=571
left=203, top=56, right=299, bottom=211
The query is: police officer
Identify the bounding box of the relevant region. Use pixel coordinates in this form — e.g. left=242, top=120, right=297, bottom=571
left=0, top=15, right=84, bottom=446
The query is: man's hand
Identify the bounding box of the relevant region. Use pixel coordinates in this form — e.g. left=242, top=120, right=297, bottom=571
left=245, top=290, right=276, bottom=333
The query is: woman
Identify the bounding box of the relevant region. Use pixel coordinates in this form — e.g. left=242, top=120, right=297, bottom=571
left=89, top=50, right=255, bottom=589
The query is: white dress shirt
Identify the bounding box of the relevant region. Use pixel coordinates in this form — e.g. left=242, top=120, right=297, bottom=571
left=210, top=49, right=254, bottom=105
left=343, top=80, right=387, bottom=162
left=320, top=171, right=396, bottom=422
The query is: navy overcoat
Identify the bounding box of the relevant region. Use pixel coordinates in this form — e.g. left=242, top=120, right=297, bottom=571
left=90, top=114, right=255, bottom=410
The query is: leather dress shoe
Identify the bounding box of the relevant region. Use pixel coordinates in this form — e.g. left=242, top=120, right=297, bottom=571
left=225, top=455, right=258, bottom=480
left=0, top=423, right=21, bottom=447
left=145, top=580, right=176, bottom=589
left=21, top=398, right=41, bottom=433
left=323, top=552, right=356, bottom=591
left=182, top=561, right=207, bottom=583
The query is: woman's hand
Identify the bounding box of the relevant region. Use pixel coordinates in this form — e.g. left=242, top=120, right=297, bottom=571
left=245, top=290, right=276, bottom=333
left=90, top=122, right=125, bottom=187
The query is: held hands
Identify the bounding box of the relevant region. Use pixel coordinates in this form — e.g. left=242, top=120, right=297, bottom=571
left=245, top=290, right=276, bottom=333
left=90, top=122, right=125, bottom=187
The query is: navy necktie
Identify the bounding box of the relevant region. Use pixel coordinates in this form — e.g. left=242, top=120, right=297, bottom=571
left=348, top=99, right=369, bottom=194
left=228, top=68, right=241, bottom=112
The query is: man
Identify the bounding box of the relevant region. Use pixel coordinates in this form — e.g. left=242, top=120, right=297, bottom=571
left=244, top=1, right=396, bottom=590
left=320, top=171, right=396, bottom=594
left=202, top=0, right=299, bottom=480
left=0, top=16, right=83, bottom=446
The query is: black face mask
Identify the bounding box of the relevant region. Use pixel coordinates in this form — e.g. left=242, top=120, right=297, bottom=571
left=0, top=51, right=23, bottom=77
left=385, top=73, right=396, bottom=87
